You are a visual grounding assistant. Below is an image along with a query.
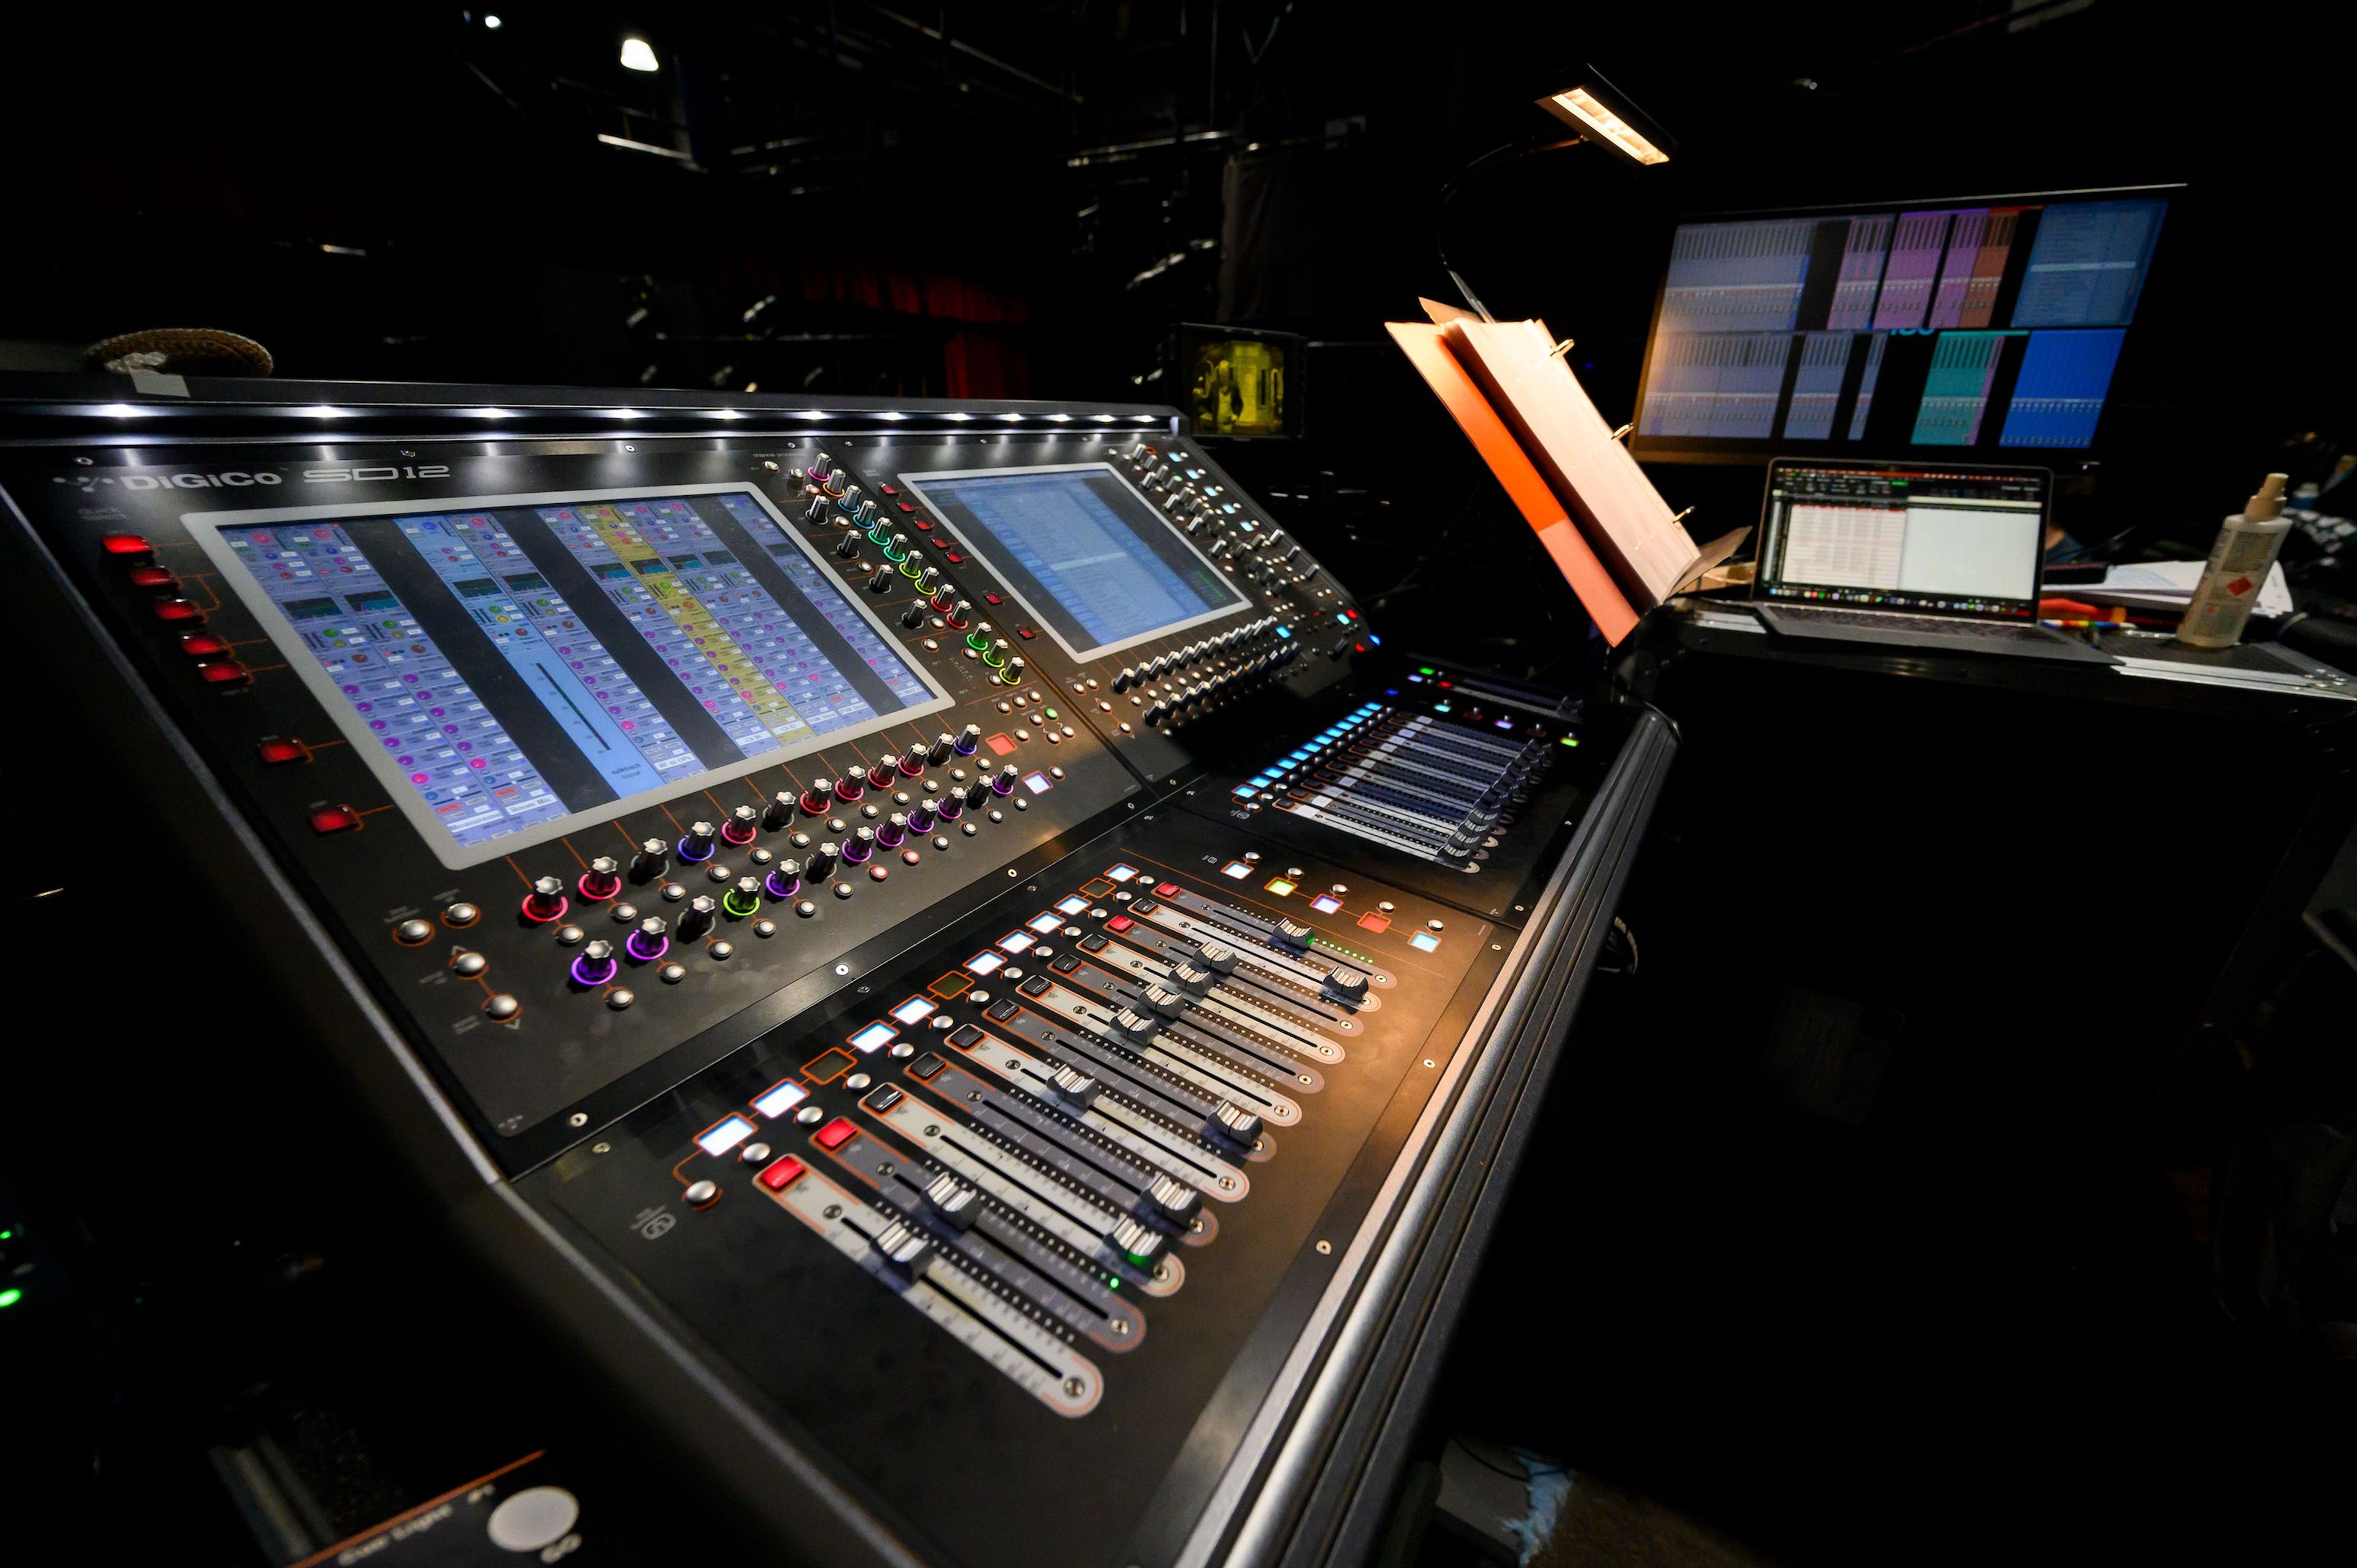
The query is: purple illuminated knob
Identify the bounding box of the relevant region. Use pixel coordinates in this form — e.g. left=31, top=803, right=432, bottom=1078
left=571, top=939, right=619, bottom=987
left=953, top=724, right=982, bottom=757
left=626, top=917, right=669, bottom=964
left=678, top=821, right=717, bottom=863
left=841, top=827, right=876, bottom=865
left=907, top=802, right=937, bottom=833
left=935, top=790, right=964, bottom=822
left=764, top=859, right=803, bottom=900
left=989, top=765, right=1018, bottom=797
left=877, top=813, right=907, bottom=849
left=722, top=805, right=759, bottom=845
left=577, top=856, right=623, bottom=902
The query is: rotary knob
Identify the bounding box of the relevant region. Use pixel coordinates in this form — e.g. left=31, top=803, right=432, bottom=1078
left=723, top=876, right=763, bottom=919
left=822, top=466, right=847, bottom=495
left=571, top=938, right=619, bottom=987
left=884, top=532, right=909, bottom=562
left=803, top=494, right=834, bottom=525
left=855, top=498, right=879, bottom=525
left=877, top=813, right=908, bottom=849
left=833, top=530, right=861, bottom=560
left=522, top=875, right=569, bottom=923
left=907, top=801, right=937, bottom=833
left=833, top=771, right=865, bottom=803
left=578, top=855, right=623, bottom=902
left=935, top=788, right=964, bottom=821
left=631, top=837, right=668, bottom=881
left=679, top=895, right=718, bottom=940
left=898, top=747, right=927, bottom=778
left=762, top=791, right=795, bottom=832
left=764, top=858, right=803, bottom=900
left=806, top=841, right=840, bottom=880
left=989, top=765, right=1018, bottom=797
left=927, top=732, right=956, bottom=767
left=996, top=655, right=1026, bottom=688
left=916, top=566, right=940, bottom=593
left=625, top=916, right=670, bottom=963
left=806, top=450, right=834, bottom=479
left=801, top=778, right=835, bottom=816
left=678, top=821, right=717, bottom=862
left=723, top=804, right=760, bottom=845
left=954, top=723, right=983, bottom=756
left=945, top=598, right=971, bottom=629
left=842, top=826, right=877, bottom=864
left=899, top=602, right=927, bottom=629
left=866, top=564, right=894, bottom=593
left=864, top=757, right=896, bottom=790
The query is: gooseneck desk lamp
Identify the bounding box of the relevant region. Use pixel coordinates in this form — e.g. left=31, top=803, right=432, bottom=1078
left=1436, top=66, right=1676, bottom=321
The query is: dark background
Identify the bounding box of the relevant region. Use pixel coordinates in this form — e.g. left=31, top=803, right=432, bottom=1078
left=6, top=0, right=2351, bottom=675
left=6, top=6, right=2357, bottom=1564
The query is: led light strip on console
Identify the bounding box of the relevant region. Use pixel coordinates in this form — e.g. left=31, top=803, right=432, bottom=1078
left=1233, top=703, right=1552, bottom=868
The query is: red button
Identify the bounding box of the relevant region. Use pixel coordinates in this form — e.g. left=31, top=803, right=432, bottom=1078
left=1016, top=627, right=1036, bottom=639
left=1357, top=912, right=1390, bottom=933
left=868, top=864, right=889, bottom=881
left=944, top=550, right=964, bottom=563
left=897, top=501, right=915, bottom=512
left=913, top=517, right=932, bottom=530
left=1107, top=915, right=1134, bottom=932
left=985, top=733, right=1016, bottom=756
left=813, top=1117, right=856, bottom=1150
left=308, top=805, right=360, bottom=835
left=1155, top=882, right=1179, bottom=897
left=179, top=632, right=230, bottom=658
left=128, top=565, right=178, bottom=591
left=880, top=484, right=900, bottom=496
left=153, top=598, right=205, bottom=624
left=198, top=660, right=252, bottom=686
left=757, top=1155, right=807, bottom=1191
left=257, top=738, right=307, bottom=765
left=101, top=533, right=153, bottom=559
left=900, top=849, right=921, bottom=865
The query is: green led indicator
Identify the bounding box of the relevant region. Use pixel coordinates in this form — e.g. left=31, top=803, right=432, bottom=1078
left=0, top=1288, right=21, bottom=1310
left=1418, top=666, right=1436, bottom=676
left=0, top=1229, right=13, bottom=1240
left=1559, top=735, right=1578, bottom=747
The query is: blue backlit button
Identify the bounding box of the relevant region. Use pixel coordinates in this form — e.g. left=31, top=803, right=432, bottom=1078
left=1409, top=931, right=1441, bottom=952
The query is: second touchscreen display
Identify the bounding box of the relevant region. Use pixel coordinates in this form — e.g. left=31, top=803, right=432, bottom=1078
left=195, top=485, right=948, bottom=865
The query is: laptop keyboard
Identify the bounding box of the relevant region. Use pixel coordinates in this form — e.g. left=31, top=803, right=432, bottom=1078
left=1773, top=607, right=2057, bottom=641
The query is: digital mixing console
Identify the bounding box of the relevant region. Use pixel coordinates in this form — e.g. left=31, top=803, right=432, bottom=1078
left=0, top=378, right=1673, bottom=1567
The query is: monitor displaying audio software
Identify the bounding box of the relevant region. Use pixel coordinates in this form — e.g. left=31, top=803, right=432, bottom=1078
left=187, top=485, right=951, bottom=866
left=1631, top=186, right=2175, bottom=462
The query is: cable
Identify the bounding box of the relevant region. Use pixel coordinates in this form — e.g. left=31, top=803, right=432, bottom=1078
left=1434, top=136, right=1585, bottom=321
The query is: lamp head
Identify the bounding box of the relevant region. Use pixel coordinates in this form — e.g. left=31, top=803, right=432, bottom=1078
left=1536, top=69, right=1673, bottom=166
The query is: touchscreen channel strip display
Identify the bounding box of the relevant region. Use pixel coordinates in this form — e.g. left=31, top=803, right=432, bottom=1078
left=897, top=463, right=1244, bottom=663
left=187, top=484, right=951, bottom=867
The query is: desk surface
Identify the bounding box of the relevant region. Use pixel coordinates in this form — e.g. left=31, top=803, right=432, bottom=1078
left=1658, top=600, right=2357, bottom=737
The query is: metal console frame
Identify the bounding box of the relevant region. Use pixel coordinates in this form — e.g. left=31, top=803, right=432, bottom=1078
left=0, top=377, right=1674, bottom=1567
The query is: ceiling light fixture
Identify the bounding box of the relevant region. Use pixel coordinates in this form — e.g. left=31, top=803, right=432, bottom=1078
left=619, top=36, right=659, bottom=72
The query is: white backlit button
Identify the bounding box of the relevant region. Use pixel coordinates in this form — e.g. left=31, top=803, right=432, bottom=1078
left=451, top=951, right=487, bottom=978
left=607, top=988, right=635, bottom=1010
left=395, top=919, right=433, bottom=946
left=445, top=902, right=481, bottom=927
left=738, top=1141, right=772, bottom=1164
left=483, top=994, right=520, bottom=1021
left=554, top=924, right=585, bottom=947
left=660, top=964, right=687, bottom=984
left=486, top=1488, right=580, bottom=1554
left=795, top=1105, right=826, bottom=1126
left=684, top=1179, right=719, bottom=1208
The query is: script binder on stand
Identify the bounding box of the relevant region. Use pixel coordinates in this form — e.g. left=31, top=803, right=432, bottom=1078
left=1389, top=298, right=1745, bottom=644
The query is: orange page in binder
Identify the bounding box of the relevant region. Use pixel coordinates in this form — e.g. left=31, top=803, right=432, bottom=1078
left=1384, top=319, right=1642, bottom=645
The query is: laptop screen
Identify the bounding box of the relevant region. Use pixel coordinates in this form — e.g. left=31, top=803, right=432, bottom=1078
left=1756, top=461, right=2049, bottom=620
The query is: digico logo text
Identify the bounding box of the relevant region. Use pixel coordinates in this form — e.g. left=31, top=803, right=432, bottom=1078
left=118, top=471, right=282, bottom=490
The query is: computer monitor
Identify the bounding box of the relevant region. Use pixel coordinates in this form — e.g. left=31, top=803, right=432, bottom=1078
left=1754, top=459, right=2051, bottom=622
left=1631, top=185, right=2176, bottom=463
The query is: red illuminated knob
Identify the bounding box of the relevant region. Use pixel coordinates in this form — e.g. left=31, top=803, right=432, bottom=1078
left=721, top=804, right=759, bottom=845
left=522, top=875, right=570, bottom=923
left=832, top=773, right=864, bottom=805
left=865, top=759, right=895, bottom=790
left=897, top=748, right=926, bottom=778
left=577, top=856, right=623, bottom=902
left=801, top=779, right=835, bottom=816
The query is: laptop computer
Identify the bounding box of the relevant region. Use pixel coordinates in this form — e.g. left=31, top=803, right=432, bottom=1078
left=1750, top=458, right=2115, bottom=663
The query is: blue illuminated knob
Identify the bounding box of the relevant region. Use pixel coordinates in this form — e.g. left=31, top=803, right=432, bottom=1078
left=678, top=821, right=717, bottom=863
left=954, top=724, right=982, bottom=757
left=571, top=938, right=619, bottom=987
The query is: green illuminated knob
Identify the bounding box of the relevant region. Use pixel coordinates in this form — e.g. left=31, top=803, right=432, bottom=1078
left=722, top=876, right=762, bottom=919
